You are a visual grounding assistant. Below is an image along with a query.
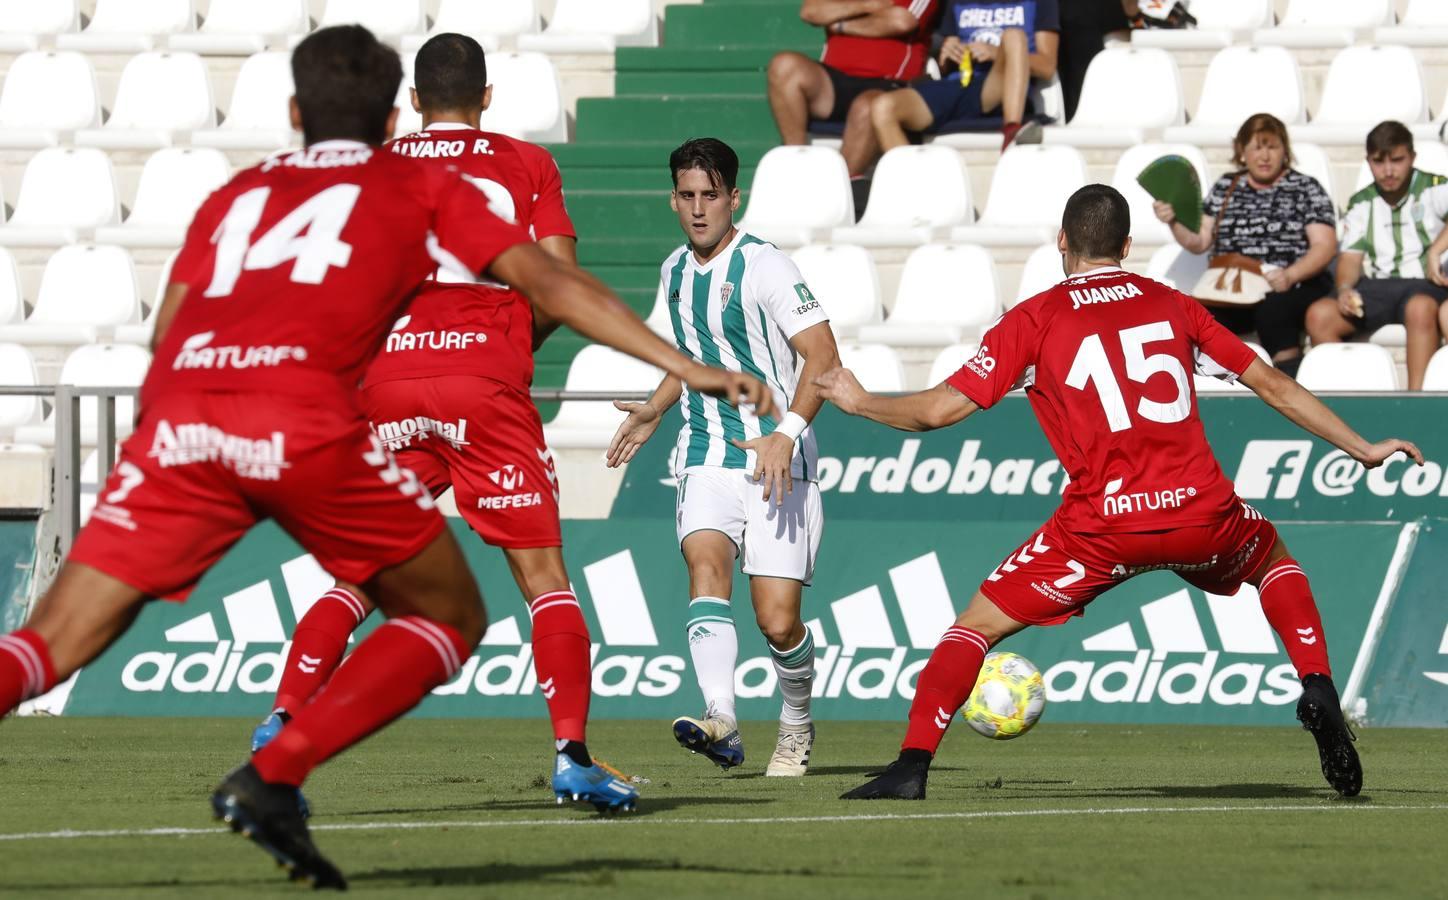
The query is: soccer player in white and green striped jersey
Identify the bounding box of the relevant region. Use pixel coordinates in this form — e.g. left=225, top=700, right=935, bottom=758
left=606, top=137, right=841, bottom=776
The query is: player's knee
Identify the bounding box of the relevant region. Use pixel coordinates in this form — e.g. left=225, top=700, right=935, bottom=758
left=1304, top=300, right=1342, bottom=338
left=768, top=52, right=807, bottom=89
left=870, top=93, right=900, bottom=129
left=1405, top=294, right=1439, bottom=329
left=998, top=27, right=1027, bottom=52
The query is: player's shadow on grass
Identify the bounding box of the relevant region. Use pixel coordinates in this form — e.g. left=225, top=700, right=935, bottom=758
left=952, top=781, right=1363, bottom=801
left=734, top=764, right=970, bottom=779
left=351, top=857, right=910, bottom=888
left=331, top=794, right=768, bottom=818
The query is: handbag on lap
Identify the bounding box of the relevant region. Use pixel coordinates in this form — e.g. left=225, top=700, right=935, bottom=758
left=1191, top=174, right=1271, bottom=307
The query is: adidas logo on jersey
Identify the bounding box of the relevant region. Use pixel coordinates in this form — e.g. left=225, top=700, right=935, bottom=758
left=1069, top=282, right=1144, bottom=310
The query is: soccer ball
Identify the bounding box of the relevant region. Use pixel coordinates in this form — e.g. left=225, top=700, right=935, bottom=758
left=961, top=651, right=1047, bottom=740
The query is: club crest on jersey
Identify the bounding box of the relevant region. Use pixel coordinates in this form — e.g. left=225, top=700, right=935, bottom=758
left=1069, top=282, right=1144, bottom=310
left=720, top=282, right=736, bottom=309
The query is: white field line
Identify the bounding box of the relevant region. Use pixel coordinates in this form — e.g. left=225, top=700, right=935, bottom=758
left=2, top=803, right=1446, bottom=843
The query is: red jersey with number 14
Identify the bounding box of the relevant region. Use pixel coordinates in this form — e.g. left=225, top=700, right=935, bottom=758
left=363, top=125, right=576, bottom=390
left=946, top=267, right=1260, bottom=534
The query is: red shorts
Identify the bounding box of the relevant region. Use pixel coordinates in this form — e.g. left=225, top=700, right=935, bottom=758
left=362, top=375, right=561, bottom=549
left=69, top=392, right=445, bottom=601
left=980, top=501, right=1278, bottom=626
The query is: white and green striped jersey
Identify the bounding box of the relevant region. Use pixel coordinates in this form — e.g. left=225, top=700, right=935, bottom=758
left=1340, top=168, right=1448, bottom=279
left=659, top=230, right=830, bottom=481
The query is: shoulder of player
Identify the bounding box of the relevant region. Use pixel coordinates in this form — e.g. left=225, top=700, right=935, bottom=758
left=660, top=244, right=691, bottom=279
left=1050, top=269, right=1174, bottom=312
left=736, top=235, right=792, bottom=280
left=1345, top=182, right=1379, bottom=210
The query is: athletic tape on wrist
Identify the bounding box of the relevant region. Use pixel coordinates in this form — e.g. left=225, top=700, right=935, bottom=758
left=776, top=411, right=808, bottom=443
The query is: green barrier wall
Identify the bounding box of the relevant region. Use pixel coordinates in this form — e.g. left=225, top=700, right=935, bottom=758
left=0, top=518, right=38, bottom=633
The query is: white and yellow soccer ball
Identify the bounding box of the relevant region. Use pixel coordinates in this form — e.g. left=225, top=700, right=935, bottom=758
left=961, top=651, right=1047, bottom=740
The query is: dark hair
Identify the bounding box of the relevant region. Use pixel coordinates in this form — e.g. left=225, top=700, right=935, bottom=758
left=414, top=33, right=488, bottom=112
left=1366, top=120, right=1414, bottom=158
left=669, top=138, right=739, bottom=191
left=291, top=25, right=402, bottom=145
left=1062, top=184, right=1131, bottom=259
left=1231, top=113, right=1294, bottom=169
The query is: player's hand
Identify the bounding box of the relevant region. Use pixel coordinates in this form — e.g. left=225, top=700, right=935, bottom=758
left=1428, top=253, right=1448, bottom=287
left=683, top=366, right=775, bottom=419
left=605, top=400, right=661, bottom=468
left=1337, top=287, right=1365, bottom=318
left=1152, top=200, right=1176, bottom=225
left=732, top=432, right=795, bottom=506
left=1354, top=439, right=1424, bottom=470
left=968, top=41, right=997, bottom=63
left=814, top=367, right=869, bottom=416
left=940, top=36, right=966, bottom=65
left=1264, top=267, right=1290, bottom=293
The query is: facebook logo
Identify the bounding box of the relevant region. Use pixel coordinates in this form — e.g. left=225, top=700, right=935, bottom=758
left=1234, top=441, right=1313, bottom=499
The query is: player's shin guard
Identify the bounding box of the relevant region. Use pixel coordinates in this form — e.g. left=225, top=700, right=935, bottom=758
left=686, top=596, right=738, bottom=722
left=0, top=630, right=56, bottom=715
left=1257, top=558, right=1331, bottom=680
left=251, top=615, right=473, bottom=786
left=528, top=590, right=591, bottom=744
left=273, top=587, right=370, bottom=715
left=901, top=626, right=991, bottom=755
left=769, top=631, right=815, bottom=727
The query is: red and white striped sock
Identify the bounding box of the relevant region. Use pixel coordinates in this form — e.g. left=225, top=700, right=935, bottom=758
left=0, top=630, right=57, bottom=715
left=273, top=587, right=370, bottom=715
left=527, top=590, right=592, bottom=744
left=1257, top=558, right=1331, bottom=679
left=902, top=626, right=991, bottom=754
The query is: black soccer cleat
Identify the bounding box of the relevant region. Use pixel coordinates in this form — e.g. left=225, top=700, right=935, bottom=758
left=1296, top=674, right=1362, bottom=798
left=211, top=763, right=347, bottom=890
left=840, top=754, right=930, bottom=800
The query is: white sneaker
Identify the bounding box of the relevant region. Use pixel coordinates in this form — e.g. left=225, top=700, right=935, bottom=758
left=765, top=722, right=815, bottom=777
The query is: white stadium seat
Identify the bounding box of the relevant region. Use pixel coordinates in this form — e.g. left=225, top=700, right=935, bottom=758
left=950, top=145, right=1086, bottom=246
left=859, top=244, right=998, bottom=347
left=1255, top=0, right=1393, bottom=48
left=789, top=244, right=881, bottom=336
left=740, top=147, right=854, bottom=247
left=117, top=250, right=179, bottom=346
left=14, top=344, right=151, bottom=447
left=831, top=145, right=973, bottom=246
left=0, top=245, right=141, bottom=346
left=1288, top=142, right=1335, bottom=203
left=1111, top=143, right=1211, bottom=245
left=194, top=52, right=297, bottom=150
left=518, top=0, right=657, bottom=54
left=1045, top=47, right=1182, bottom=145
left=0, top=52, right=101, bottom=149
left=1296, top=344, right=1399, bottom=392
left=839, top=343, right=906, bottom=392
left=0, top=344, right=42, bottom=436
left=483, top=52, right=566, bottom=144
left=318, top=0, right=425, bottom=40
left=1195, top=342, right=1269, bottom=393
left=1353, top=142, right=1448, bottom=191
left=543, top=345, right=662, bottom=449
left=1164, top=46, right=1304, bottom=146
left=75, top=52, right=216, bottom=149
left=57, top=0, right=195, bottom=53
left=1422, top=347, right=1448, bottom=391
left=169, top=0, right=308, bottom=55
left=403, top=0, right=542, bottom=54
left=0, top=148, right=120, bottom=246
left=1146, top=244, right=1209, bottom=293
left=643, top=280, right=672, bottom=338
left=1015, top=242, right=1063, bottom=307
left=0, top=250, right=23, bottom=324
left=96, top=148, right=231, bottom=248
left=1292, top=46, right=1426, bottom=146
left=927, top=343, right=979, bottom=387
left=0, top=0, right=79, bottom=52
left=1130, top=0, right=1273, bottom=49
left=1377, top=0, right=1448, bottom=47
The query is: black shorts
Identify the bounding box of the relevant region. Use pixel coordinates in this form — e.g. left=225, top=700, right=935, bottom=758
left=1211, top=273, right=1333, bottom=357
left=1350, top=277, right=1448, bottom=334
left=824, top=64, right=909, bottom=120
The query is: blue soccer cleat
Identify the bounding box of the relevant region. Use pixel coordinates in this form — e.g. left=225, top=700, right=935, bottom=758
left=249, top=712, right=311, bottom=819
left=672, top=715, right=745, bottom=770
left=551, top=753, right=639, bottom=813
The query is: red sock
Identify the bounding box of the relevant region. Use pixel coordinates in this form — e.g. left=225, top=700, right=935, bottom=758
left=274, top=587, right=370, bottom=715
left=252, top=615, right=472, bottom=786
left=528, top=590, right=592, bottom=743
left=0, top=630, right=57, bottom=715
left=1001, top=121, right=1022, bottom=152
left=902, top=626, right=990, bottom=754
left=1257, top=558, right=1331, bottom=679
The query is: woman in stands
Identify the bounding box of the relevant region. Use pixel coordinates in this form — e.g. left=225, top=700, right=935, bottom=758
left=1156, top=113, right=1337, bottom=377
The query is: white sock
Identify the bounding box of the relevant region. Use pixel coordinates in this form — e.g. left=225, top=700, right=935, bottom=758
left=770, top=630, right=815, bottom=728
left=686, top=596, right=737, bottom=723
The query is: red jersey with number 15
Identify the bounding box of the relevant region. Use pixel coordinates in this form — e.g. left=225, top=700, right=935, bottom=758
left=363, top=125, right=576, bottom=390
left=946, top=267, right=1260, bottom=534
left=147, top=140, right=530, bottom=408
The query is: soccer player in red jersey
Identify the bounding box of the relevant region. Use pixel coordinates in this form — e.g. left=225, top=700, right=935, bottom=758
left=251, top=33, right=635, bottom=813
left=816, top=185, right=1422, bottom=801
left=0, top=26, right=769, bottom=887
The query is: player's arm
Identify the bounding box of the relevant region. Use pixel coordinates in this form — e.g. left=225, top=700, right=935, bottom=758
left=1238, top=359, right=1423, bottom=469
left=800, top=0, right=892, bottom=27
left=1429, top=225, right=1448, bottom=287
left=1029, top=30, right=1059, bottom=79
left=1273, top=222, right=1335, bottom=292
left=816, top=369, right=979, bottom=432
left=606, top=375, right=683, bottom=468
left=529, top=234, right=578, bottom=351
left=149, top=281, right=189, bottom=354
left=832, top=4, right=924, bottom=37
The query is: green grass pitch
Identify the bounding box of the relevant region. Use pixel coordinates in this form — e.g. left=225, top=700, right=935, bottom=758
left=1, top=718, right=1445, bottom=898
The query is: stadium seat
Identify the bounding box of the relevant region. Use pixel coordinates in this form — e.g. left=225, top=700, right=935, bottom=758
left=839, top=343, right=906, bottom=392
left=317, top=0, right=425, bottom=40
left=96, top=148, right=231, bottom=248
left=543, top=345, right=662, bottom=449
left=0, top=344, right=42, bottom=436
left=0, top=51, right=101, bottom=149
left=830, top=145, right=973, bottom=246
left=75, top=51, right=216, bottom=149
left=789, top=244, right=881, bottom=336
left=1290, top=143, right=1336, bottom=203
left=1015, top=242, right=1063, bottom=307
left=1376, top=0, right=1448, bottom=47
left=950, top=145, right=1086, bottom=246
left=116, top=250, right=178, bottom=346
left=926, top=342, right=979, bottom=386
left=14, top=344, right=151, bottom=447
left=169, top=0, right=308, bottom=55
left=1353, top=142, right=1448, bottom=191
left=0, top=250, right=23, bottom=325
left=1254, top=0, right=1393, bottom=48
left=1145, top=244, right=1209, bottom=293
left=56, top=0, right=195, bottom=53
left=1043, top=47, right=1183, bottom=146
left=193, top=52, right=297, bottom=150
left=859, top=244, right=998, bottom=347
left=1296, top=343, right=1400, bottom=392
left=1195, top=341, right=1269, bottom=392
left=482, top=52, right=566, bottom=143
left=1111, top=143, right=1211, bottom=245
left=0, top=245, right=141, bottom=347
left=0, top=0, right=79, bottom=52
left=740, top=147, right=854, bottom=247
left=1130, top=0, right=1273, bottom=49
left=0, top=147, right=120, bottom=246
left=1164, top=46, right=1304, bottom=146
left=517, top=0, right=657, bottom=53
left=402, top=0, right=541, bottom=54
left=1292, top=46, right=1426, bottom=146
left=1422, top=346, right=1448, bottom=391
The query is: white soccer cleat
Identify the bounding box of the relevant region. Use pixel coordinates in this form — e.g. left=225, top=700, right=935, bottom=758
left=765, top=722, right=815, bottom=777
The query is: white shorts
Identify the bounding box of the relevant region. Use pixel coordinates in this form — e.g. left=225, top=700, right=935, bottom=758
left=675, top=467, right=824, bottom=585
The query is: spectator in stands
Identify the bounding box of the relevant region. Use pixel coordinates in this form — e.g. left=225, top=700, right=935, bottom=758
left=868, top=0, right=1059, bottom=155
left=1306, top=122, right=1448, bottom=391
left=1058, top=0, right=1129, bottom=122
left=1156, top=113, right=1336, bottom=377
